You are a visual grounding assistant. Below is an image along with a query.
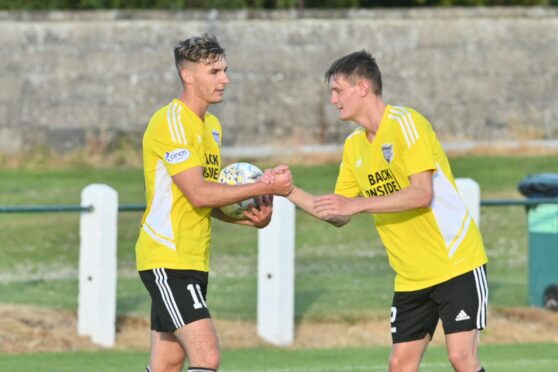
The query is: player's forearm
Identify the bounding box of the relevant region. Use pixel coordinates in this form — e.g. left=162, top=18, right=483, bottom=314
left=288, top=187, right=349, bottom=227
left=211, top=208, right=253, bottom=226
left=356, top=170, right=434, bottom=214
left=359, top=184, right=432, bottom=214
left=173, top=166, right=291, bottom=208
left=188, top=181, right=269, bottom=208
left=287, top=187, right=317, bottom=215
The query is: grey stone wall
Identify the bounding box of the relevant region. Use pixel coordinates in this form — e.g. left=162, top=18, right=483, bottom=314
left=0, top=8, right=557, bottom=154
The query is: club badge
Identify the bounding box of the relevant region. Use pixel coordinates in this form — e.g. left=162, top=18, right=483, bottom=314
left=212, top=129, right=220, bottom=146
left=381, top=143, right=394, bottom=164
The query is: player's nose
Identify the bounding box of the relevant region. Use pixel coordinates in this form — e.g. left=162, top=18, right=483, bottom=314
left=330, top=93, right=338, bottom=105
left=221, top=73, right=230, bottom=85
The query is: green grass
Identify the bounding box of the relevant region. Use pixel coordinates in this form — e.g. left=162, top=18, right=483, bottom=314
left=450, top=155, right=558, bottom=197
left=1, top=156, right=557, bottom=370
left=0, top=343, right=556, bottom=371
left=0, top=168, right=145, bottom=205
left=0, top=155, right=556, bottom=321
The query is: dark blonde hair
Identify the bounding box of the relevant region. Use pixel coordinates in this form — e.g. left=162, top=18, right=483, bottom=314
left=325, top=50, right=382, bottom=96
left=174, top=33, right=225, bottom=73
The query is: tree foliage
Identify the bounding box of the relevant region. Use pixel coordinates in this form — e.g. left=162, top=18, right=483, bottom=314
left=0, top=0, right=552, bottom=10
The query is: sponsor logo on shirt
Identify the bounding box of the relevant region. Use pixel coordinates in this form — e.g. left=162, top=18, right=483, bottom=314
left=364, top=168, right=402, bottom=197
left=165, top=149, right=190, bottom=164
left=203, top=153, right=220, bottom=180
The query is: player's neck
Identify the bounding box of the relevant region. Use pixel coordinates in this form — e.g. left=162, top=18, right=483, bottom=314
left=358, top=97, right=386, bottom=141
left=178, top=92, right=209, bottom=121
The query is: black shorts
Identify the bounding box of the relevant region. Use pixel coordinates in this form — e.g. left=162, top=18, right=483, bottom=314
left=139, top=269, right=211, bottom=333
left=390, top=265, right=488, bottom=344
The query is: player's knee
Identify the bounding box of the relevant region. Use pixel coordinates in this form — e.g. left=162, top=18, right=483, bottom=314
left=151, top=358, right=185, bottom=372
left=208, top=349, right=221, bottom=369
left=447, top=349, right=474, bottom=369
left=149, top=350, right=186, bottom=372
left=388, top=354, right=418, bottom=372
left=193, top=349, right=220, bottom=370
left=388, top=355, right=400, bottom=372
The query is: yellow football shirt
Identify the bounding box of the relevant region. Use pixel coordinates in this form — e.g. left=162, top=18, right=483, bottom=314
left=135, top=99, right=222, bottom=271
left=335, top=105, right=487, bottom=291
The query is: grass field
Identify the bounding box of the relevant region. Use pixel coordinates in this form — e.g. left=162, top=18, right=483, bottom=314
left=1, top=155, right=557, bottom=370
left=0, top=344, right=557, bottom=371
left=1, top=155, right=555, bottom=319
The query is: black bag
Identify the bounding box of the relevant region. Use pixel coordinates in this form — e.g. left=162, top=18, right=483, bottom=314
left=518, top=173, right=558, bottom=198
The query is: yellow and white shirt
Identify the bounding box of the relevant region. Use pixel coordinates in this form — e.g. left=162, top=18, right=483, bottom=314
left=335, top=105, right=487, bottom=291
left=135, top=99, right=222, bottom=272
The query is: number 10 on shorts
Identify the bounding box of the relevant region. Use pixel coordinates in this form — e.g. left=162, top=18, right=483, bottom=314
left=187, top=283, right=207, bottom=309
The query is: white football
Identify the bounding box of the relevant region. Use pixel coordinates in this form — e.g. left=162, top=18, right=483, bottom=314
left=218, top=162, right=264, bottom=219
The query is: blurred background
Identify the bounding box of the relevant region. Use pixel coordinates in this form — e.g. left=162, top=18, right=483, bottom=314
left=1, top=1, right=557, bottom=165
left=1, top=1, right=558, bottom=371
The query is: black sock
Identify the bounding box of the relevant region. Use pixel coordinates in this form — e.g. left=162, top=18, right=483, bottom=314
left=188, top=368, right=217, bottom=372
left=145, top=367, right=151, bottom=372
left=478, top=368, right=485, bottom=372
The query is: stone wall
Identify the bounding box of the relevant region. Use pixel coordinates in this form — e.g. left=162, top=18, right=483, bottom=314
left=0, top=8, right=557, bottom=154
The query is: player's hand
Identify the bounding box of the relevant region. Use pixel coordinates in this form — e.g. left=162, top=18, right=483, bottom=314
left=271, top=164, right=289, bottom=175
left=243, top=194, right=273, bottom=228
left=259, top=169, right=276, bottom=184
left=270, top=165, right=293, bottom=196
left=260, top=165, right=291, bottom=185
left=313, top=194, right=358, bottom=221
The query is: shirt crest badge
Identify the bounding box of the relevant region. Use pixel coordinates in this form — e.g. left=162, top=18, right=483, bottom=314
left=212, top=129, right=220, bottom=146
left=381, top=143, right=394, bottom=164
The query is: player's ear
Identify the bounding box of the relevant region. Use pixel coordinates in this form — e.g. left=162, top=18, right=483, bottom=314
left=181, top=68, right=192, bottom=84
left=357, top=78, right=370, bottom=97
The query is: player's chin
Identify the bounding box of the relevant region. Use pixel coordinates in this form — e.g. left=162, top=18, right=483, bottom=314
left=213, top=91, right=225, bottom=101
left=337, top=110, right=349, bottom=121
left=209, top=97, right=224, bottom=104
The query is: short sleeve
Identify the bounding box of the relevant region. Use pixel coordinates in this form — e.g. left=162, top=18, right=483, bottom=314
left=147, top=135, right=202, bottom=176
left=334, top=143, right=361, bottom=198
left=399, top=109, right=437, bottom=177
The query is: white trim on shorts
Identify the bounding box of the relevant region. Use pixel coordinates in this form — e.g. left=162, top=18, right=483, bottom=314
left=473, top=266, right=488, bottom=329
left=154, top=268, right=185, bottom=329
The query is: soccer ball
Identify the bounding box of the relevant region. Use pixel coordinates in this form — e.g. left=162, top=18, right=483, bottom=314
left=218, top=162, right=264, bottom=219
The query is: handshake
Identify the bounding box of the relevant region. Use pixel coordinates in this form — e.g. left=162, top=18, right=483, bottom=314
left=259, top=165, right=294, bottom=197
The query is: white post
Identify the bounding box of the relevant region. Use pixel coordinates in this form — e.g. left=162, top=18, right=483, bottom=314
left=456, top=178, right=481, bottom=226
left=78, top=184, right=118, bottom=347
left=257, top=196, right=295, bottom=345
